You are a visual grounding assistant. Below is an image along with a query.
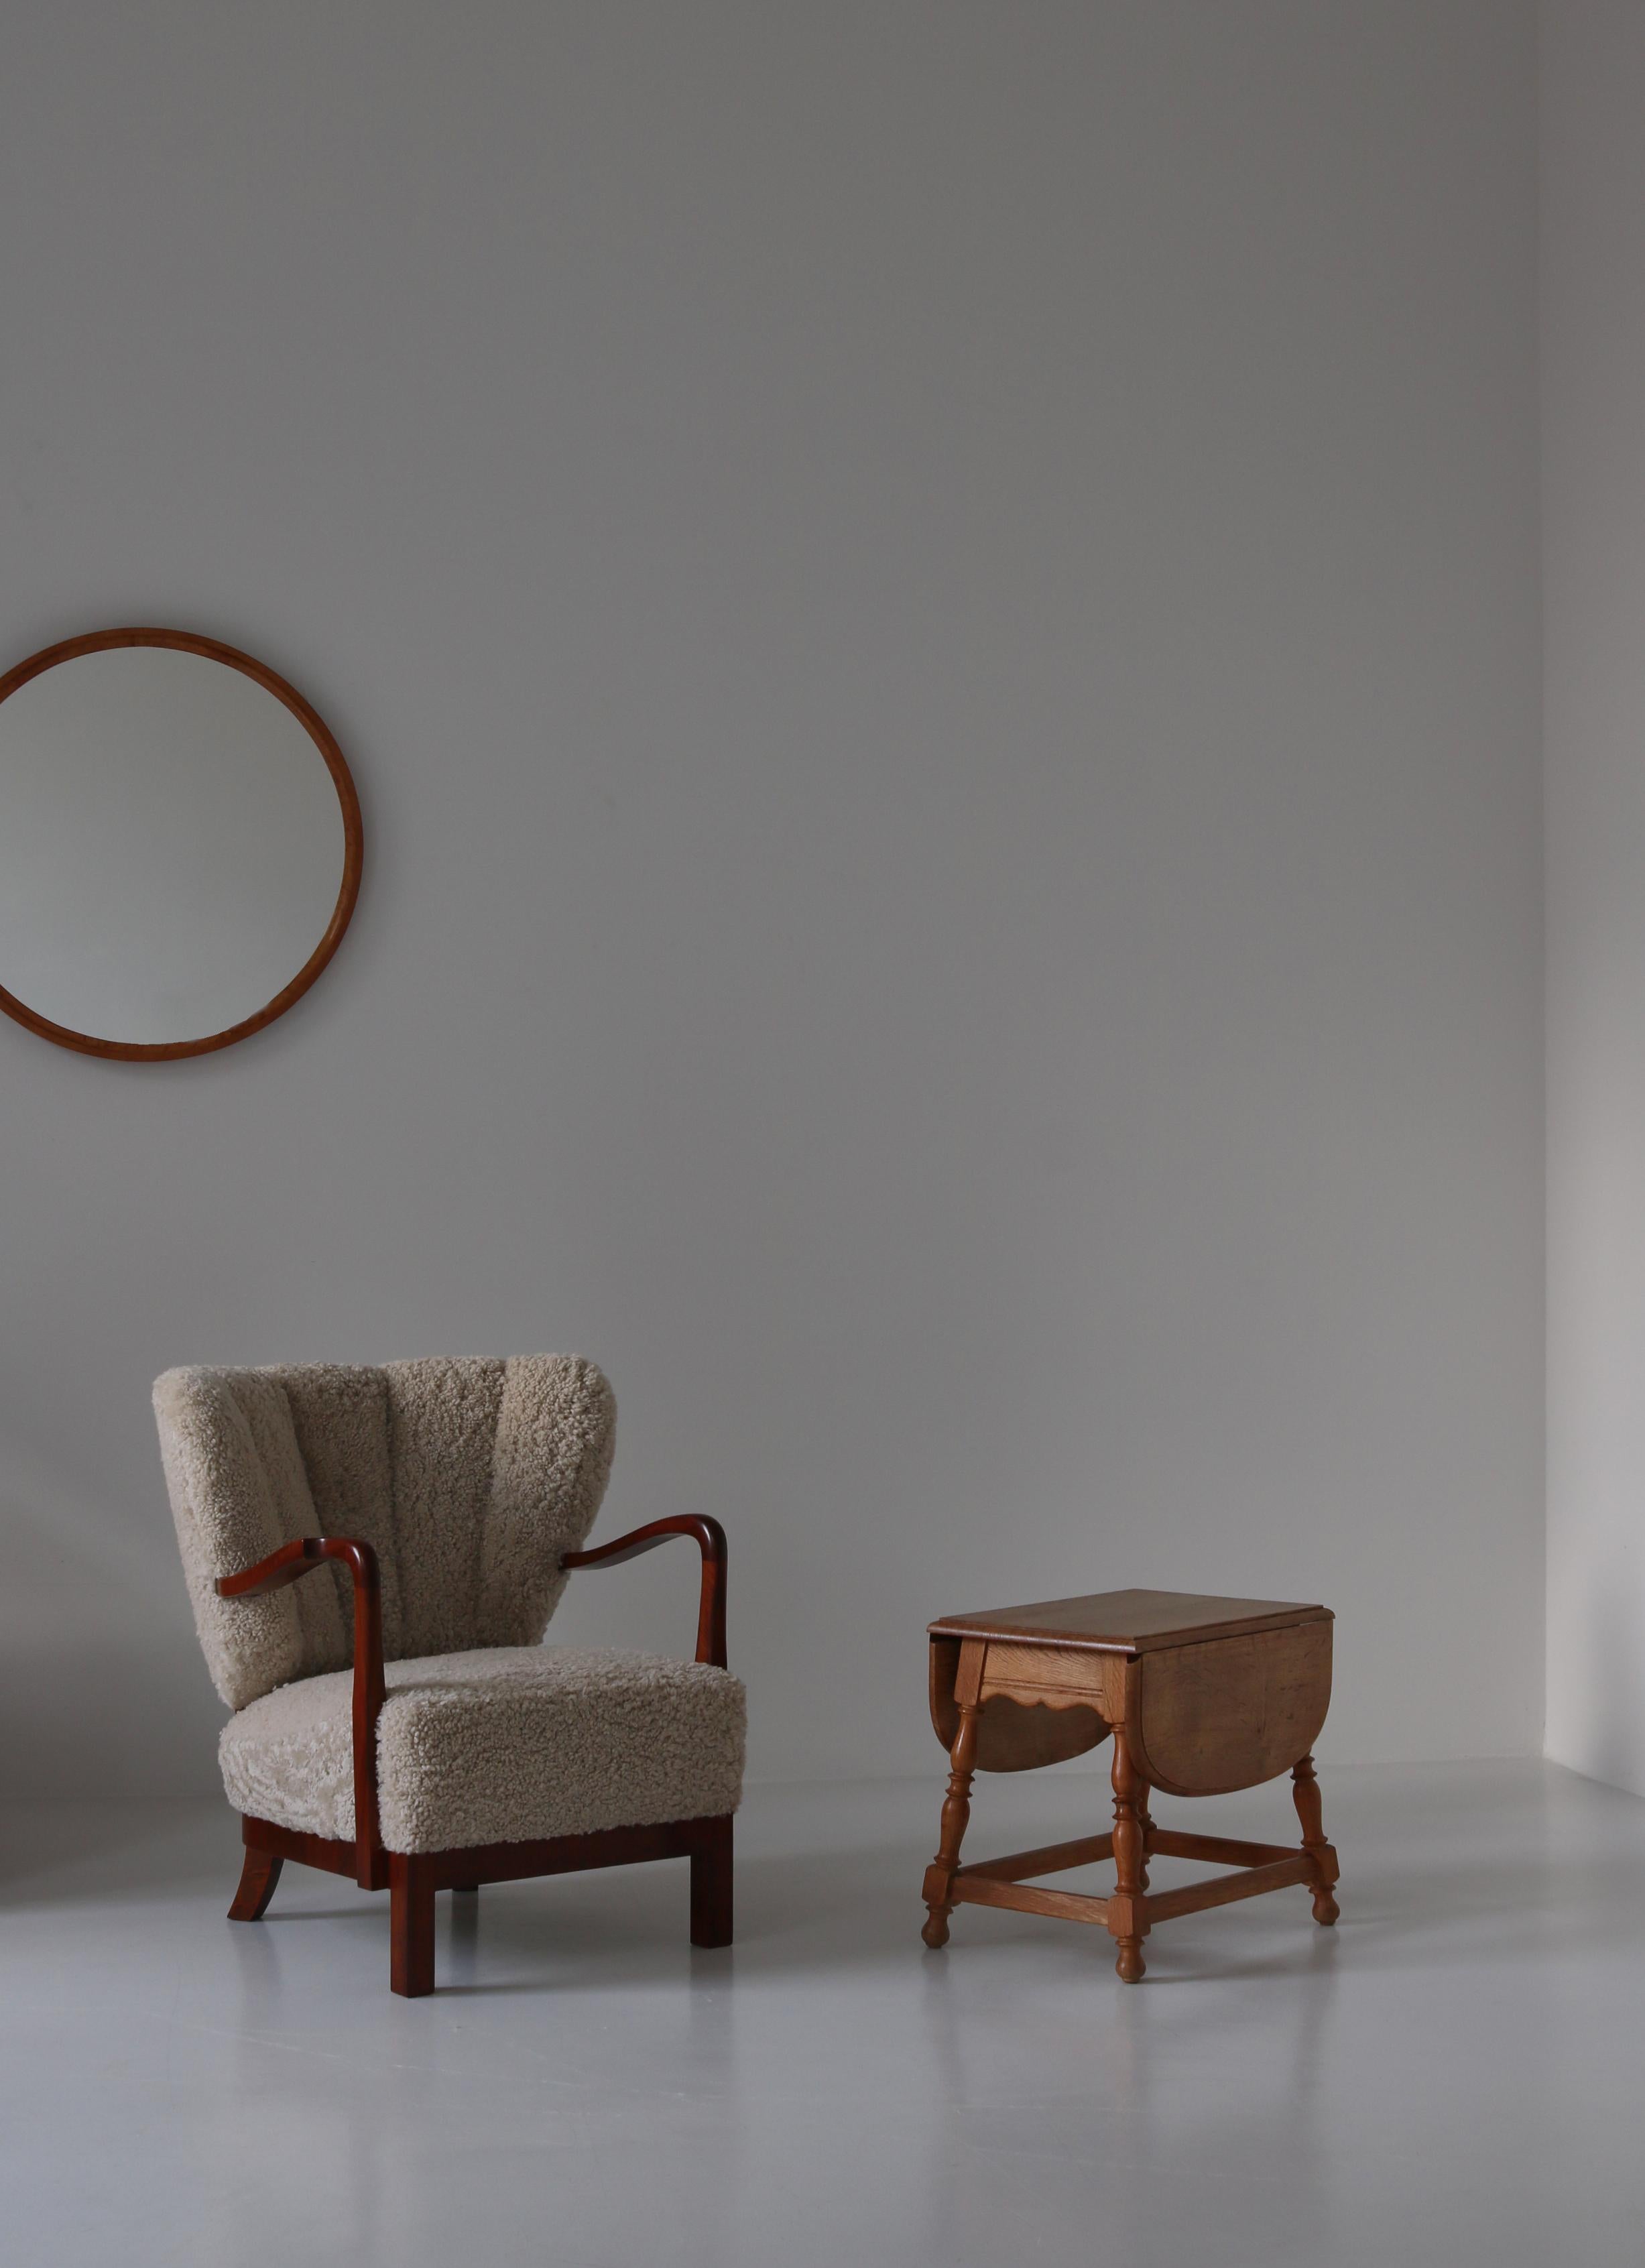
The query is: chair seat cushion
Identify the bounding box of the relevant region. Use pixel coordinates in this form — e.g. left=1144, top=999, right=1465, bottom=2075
left=219, top=1646, right=746, bottom=1854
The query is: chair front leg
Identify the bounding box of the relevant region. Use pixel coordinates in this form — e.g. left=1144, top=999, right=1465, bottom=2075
left=390, top=1855, right=437, bottom=1996
left=690, top=1815, right=734, bottom=1948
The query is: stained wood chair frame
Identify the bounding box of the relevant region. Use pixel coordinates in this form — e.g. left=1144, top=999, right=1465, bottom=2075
left=215, top=1515, right=734, bottom=1996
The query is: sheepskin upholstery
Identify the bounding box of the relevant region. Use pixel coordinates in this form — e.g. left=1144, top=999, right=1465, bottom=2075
left=219, top=1645, right=747, bottom=1852
left=155, top=1356, right=745, bottom=1852
left=154, top=1358, right=618, bottom=1709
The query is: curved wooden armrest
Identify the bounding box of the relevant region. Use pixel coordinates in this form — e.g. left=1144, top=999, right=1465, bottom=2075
left=216, top=1537, right=385, bottom=1889
left=561, top=1516, right=728, bottom=1669
left=217, top=1534, right=379, bottom=1601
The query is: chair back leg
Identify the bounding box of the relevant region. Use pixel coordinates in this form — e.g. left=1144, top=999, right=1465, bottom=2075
left=228, top=1843, right=284, bottom=1922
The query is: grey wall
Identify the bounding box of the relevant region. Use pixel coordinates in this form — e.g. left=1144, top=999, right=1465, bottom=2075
left=0, top=1, right=1542, bottom=1795
left=1543, top=1, right=1645, bottom=1796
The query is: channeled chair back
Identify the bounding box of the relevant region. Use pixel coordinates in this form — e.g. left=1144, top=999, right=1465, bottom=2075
left=155, top=1356, right=617, bottom=1708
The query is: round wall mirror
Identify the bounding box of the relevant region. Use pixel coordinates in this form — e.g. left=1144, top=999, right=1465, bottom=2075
left=0, top=628, right=362, bottom=1061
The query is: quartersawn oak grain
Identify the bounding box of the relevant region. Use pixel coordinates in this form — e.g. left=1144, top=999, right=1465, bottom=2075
left=1130, top=1622, right=1333, bottom=1796
left=929, top=1588, right=1330, bottom=1653
left=928, top=1633, right=1108, bottom=1771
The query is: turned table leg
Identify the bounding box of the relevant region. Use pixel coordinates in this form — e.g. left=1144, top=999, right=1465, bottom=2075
left=1108, top=1728, right=1150, bottom=1982
left=921, top=1702, right=981, bottom=1948
left=1292, top=1753, right=1340, bottom=1925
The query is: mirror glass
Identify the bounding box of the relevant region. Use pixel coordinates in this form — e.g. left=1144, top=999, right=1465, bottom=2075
left=0, top=633, right=360, bottom=1058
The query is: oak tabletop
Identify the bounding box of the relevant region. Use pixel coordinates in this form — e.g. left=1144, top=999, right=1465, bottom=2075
left=928, top=1587, right=1331, bottom=1654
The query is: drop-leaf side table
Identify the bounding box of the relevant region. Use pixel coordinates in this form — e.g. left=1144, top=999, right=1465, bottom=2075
left=920, top=1588, right=1340, bottom=1980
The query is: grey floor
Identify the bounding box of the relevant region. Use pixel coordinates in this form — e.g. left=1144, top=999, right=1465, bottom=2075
left=3, top=1760, right=1643, bottom=2267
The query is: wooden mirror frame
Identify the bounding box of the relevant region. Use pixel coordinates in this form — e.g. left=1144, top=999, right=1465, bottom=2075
left=0, top=627, right=363, bottom=1062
